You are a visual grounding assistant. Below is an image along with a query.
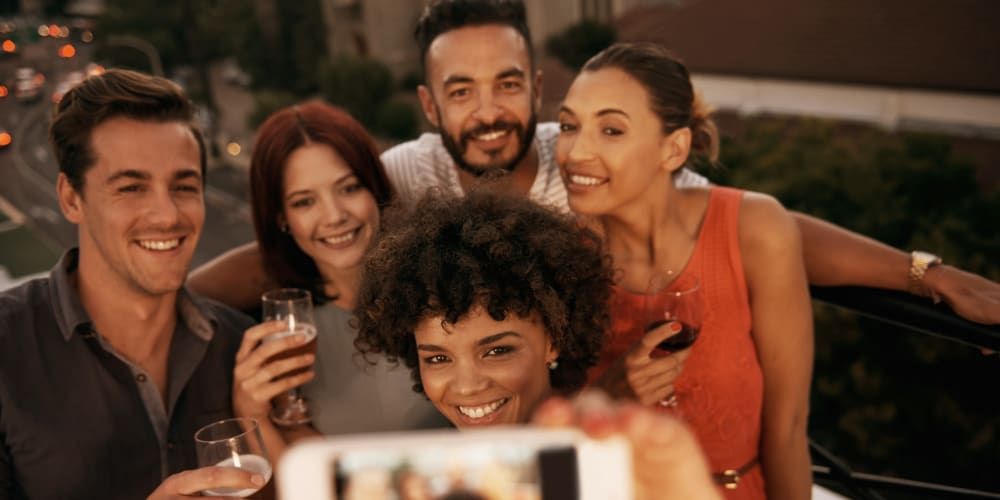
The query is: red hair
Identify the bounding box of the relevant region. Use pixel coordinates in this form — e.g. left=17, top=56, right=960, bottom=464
left=249, top=101, right=394, bottom=302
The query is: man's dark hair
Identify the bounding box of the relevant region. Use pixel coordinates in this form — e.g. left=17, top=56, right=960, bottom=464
left=415, top=0, right=534, bottom=71
left=355, top=188, right=613, bottom=395
left=48, top=68, right=206, bottom=193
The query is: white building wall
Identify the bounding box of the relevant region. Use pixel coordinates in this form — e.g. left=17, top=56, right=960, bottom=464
left=692, top=74, right=1000, bottom=138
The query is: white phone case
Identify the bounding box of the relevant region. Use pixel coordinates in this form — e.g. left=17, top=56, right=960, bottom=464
left=278, top=426, right=633, bottom=500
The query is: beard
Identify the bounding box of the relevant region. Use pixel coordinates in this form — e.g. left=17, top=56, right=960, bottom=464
left=437, top=107, right=538, bottom=178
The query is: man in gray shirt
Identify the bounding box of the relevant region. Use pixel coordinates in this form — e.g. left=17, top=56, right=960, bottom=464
left=0, top=69, right=265, bottom=499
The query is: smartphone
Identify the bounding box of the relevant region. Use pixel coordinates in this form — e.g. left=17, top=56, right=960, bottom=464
left=278, top=426, right=633, bottom=500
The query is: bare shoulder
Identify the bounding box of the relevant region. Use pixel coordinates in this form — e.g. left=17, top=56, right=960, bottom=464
left=737, top=191, right=801, bottom=259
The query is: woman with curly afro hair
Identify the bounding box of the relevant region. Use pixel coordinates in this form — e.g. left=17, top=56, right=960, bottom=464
left=354, top=188, right=614, bottom=427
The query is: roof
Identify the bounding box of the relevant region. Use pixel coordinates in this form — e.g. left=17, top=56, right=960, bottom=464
left=616, top=0, right=1000, bottom=94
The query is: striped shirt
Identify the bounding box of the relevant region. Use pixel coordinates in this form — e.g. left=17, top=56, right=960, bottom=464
left=380, top=121, right=709, bottom=211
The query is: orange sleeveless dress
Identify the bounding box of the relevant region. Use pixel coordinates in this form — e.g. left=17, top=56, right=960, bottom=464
left=590, top=187, right=765, bottom=499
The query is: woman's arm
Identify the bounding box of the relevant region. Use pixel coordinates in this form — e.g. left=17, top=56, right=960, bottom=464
left=793, top=212, right=1000, bottom=324
left=743, top=195, right=814, bottom=500
left=188, top=241, right=273, bottom=312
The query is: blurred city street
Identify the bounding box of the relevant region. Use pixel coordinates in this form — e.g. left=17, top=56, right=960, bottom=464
left=0, top=29, right=258, bottom=285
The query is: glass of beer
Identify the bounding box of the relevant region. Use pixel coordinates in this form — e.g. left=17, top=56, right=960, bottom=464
left=261, top=288, right=317, bottom=426
left=195, top=417, right=271, bottom=497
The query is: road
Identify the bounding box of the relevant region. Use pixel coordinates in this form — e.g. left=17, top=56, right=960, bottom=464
left=0, top=34, right=255, bottom=270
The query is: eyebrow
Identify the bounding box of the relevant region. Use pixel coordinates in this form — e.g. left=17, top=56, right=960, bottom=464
left=284, top=172, right=358, bottom=201
left=106, top=169, right=150, bottom=183
left=416, top=331, right=522, bottom=352
left=441, top=67, right=526, bottom=88
left=557, top=106, right=630, bottom=120
left=106, top=168, right=202, bottom=184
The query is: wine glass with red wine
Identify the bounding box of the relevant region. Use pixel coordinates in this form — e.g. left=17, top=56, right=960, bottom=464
left=643, top=273, right=702, bottom=408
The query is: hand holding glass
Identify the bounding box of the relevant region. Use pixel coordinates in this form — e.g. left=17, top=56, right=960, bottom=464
left=261, top=288, right=317, bottom=427
left=194, top=417, right=272, bottom=498
left=643, top=273, right=702, bottom=408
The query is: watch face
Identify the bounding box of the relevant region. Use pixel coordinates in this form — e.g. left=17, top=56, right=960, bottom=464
left=913, top=251, right=942, bottom=267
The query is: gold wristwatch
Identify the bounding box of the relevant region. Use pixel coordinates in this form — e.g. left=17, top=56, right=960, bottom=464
left=908, top=251, right=942, bottom=297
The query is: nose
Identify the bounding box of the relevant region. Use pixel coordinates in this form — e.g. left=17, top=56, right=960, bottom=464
left=144, top=187, right=182, bottom=228
left=472, top=90, right=502, bottom=124
left=320, top=194, right=349, bottom=226
left=449, top=359, right=490, bottom=397
left=564, top=131, right=594, bottom=164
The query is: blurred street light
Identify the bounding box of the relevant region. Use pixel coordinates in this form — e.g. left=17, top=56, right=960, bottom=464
left=58, top=44, right=76, bottom=59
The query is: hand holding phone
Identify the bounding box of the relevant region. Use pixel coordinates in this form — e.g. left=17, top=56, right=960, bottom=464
left=533, top=392, right=721, bottom=500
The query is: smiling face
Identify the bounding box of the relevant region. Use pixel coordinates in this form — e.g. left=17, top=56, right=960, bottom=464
left=60, top=117, right=204, bottom=297
left=280, top=143, right=380, bottom=281
left=556, top=67, right=686, bottom=216
left=419, top=24, right=541, bottom=176
left=414, top=306, right=558, bottom=428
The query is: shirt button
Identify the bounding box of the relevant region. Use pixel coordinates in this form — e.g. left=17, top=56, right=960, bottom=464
left=136, top=374, right=147, bottom=382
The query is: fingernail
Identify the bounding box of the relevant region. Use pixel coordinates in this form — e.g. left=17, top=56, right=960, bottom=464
left=251, top=474, right=265, bottom=486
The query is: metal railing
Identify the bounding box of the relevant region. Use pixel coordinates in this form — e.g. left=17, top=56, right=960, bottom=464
left=808, top=286, right=1000, bottom=499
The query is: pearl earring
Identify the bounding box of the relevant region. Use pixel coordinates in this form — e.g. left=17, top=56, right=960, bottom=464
left=547, top=360, right=559, bottom=370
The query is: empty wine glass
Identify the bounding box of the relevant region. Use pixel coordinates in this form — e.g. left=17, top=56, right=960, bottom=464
left=261, top=288, right=317, bottom=427
left=194, top=417, right=272, bottom=498
left=643, top=273, right=702, bottom=408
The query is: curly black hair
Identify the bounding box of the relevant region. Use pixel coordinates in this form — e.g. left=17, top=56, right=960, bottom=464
left=354, top=188, right=613, bottom=395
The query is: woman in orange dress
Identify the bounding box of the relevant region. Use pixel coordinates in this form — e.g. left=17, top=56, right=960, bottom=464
left=557, top=43, right=814, bottom=499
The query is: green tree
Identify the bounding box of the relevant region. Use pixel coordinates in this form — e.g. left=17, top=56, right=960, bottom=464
left=318, top=54, right=394, bottom=129
left=545, top=20, right=616, bottom=72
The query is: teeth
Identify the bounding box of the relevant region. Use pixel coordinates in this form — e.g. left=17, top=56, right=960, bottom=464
left=475, top=130, right=507, bottom=141
left=137, top=239, right=180, bottom=251
left=321, top=230, right=357, bottom=245
left=458, top=399, right=507, bottom=419
left=570, top=174, right=604, bottom=186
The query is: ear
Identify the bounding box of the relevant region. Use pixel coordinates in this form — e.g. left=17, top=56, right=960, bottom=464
left=532, top=68, right=544, bottom=111
left=660, top=127, right=692, bottom=174
left=545, top=340, right=560, bottom=366
left=417, top=85, right=440, bottom=128
left=57, top=173, right=84, bottom=224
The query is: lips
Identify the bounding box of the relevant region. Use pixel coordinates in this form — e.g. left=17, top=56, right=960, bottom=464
left=462, top=122, right=517, bottom=150
left=318, top=227, right=360, bottom=246
left=455, top=397, right=510, bottom=425
left=135, top=237, right=183, bottom=251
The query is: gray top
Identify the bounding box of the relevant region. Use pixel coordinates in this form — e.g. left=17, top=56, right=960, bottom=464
left=302, top=303, right=451, bottom=435
left=0, top=249, right=253, bottom=500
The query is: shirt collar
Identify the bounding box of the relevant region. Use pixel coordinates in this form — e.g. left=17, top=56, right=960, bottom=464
left=50, top=248, right=218, bottom=342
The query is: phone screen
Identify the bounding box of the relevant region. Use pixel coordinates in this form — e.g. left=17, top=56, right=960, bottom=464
left=330, top=441, right=580, bottom=500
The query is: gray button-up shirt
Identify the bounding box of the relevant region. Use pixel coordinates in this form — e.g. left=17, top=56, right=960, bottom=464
left=0, top=249, right=253, bottom=499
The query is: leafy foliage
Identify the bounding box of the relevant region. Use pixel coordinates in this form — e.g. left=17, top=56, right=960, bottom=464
left=545, top=20, right=616, bottom=72
left=703, top=116, right=1000, bottom=492
left=247, top=89, right=299, bottom=130
left=374, top=98, right=420, bottom=141
left=318, top=54, right=394, bottom=130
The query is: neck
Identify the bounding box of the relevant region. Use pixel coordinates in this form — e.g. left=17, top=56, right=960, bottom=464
left=75, top=255, right=178, bottom=364
left=319, top=264, right=362, bottom=310
left=600, top=181, right=704, bottom=291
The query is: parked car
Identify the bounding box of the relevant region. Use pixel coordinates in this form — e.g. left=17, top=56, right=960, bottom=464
left=13, top=66, right=43, bottom=103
